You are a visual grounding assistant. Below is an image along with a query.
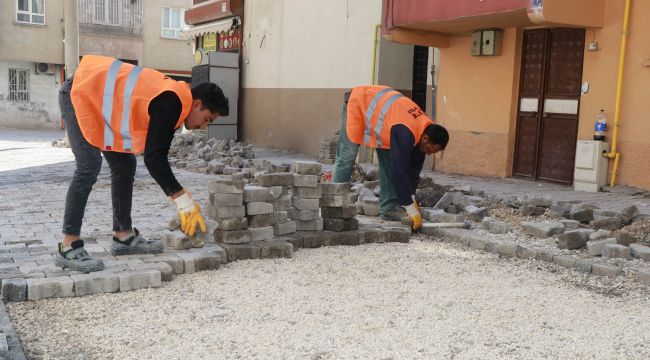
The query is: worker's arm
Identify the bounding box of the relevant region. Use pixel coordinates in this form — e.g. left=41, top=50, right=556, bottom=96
left=144, top=91, right=183, bottom=197
left=389, top=125, right=418, bottom=206
left=408, top=144, right=426, bottom=195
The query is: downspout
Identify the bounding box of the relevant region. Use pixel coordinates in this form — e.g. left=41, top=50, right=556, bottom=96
left=371, top=24, right=381, bottom=84
left=604, top=0, right=632, bottom=187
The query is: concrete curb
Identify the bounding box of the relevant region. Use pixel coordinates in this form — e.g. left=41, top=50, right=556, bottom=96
left=0, top=300, right=27, bottom=360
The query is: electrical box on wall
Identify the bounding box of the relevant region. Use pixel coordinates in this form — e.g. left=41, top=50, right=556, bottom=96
left=471, top=29, right=502, bottom=56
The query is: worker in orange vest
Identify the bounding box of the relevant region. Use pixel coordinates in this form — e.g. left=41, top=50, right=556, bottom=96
left=333, top=85, right=449, bottom=229
left=56, top=55, right=229, bottom=272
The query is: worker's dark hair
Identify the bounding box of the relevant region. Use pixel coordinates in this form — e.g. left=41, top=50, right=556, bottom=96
left=191, top=82, right=229, bottom=116
left=424, top=124, right=449, bottom=149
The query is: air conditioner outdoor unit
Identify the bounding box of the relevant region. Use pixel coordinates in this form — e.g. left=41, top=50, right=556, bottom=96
left=35, top=62, right=56, bottom=75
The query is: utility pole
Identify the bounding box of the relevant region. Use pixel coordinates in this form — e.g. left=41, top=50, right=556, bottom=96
left=64, top=0, right=79, bottom=77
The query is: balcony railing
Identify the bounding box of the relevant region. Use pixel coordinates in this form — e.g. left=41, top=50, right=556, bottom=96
left=78, top=0, right=143, bottom=38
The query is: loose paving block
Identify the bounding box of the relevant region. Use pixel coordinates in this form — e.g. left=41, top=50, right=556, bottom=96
left=630, top=244, right=650, bottom=261
left=1, top=278, right=27, bottom=301
left=614, top=231, right=636, bottom=246
left=465, top=205, right=488, bottom=221
left=143, top=254, right=184, bottom=274
left=321, top=206, right=356, bottom=219
left=288, top=209, right=320, bottom=221
left=560, top=220, right=581, bottom=231
left=321, top=182, right=350, bottom=195
left=569, top=206, right=593, bottom=223
left=546, top=205, right=570, bottom=219
left=209, top=193, right=244, bottom=206
left=575, top=259, right=594, bottom=273
left=293, top=174, right=319, bottom=188
left=553, top=255, right=576, bottom=269
left=283, top=236, right=303, bottom=250
left=421, top=208, right=446, bottom=221
left=219, top=243, right=262, bottom=262
left=243, top=186, right=271, bottom=203
left=295, top=219, right=324, bottom=231
left=433, top=192, right=454, bottom=210
left=249, top=226, right=274, bottom=241
left=385, top=229, right=410, bottom=243
left=176, top=252, right=220, bottom=273
left=558, top=229, right=594, bottom=250
left=323, top=218, right=359, bottom=232
left=214, top=229, right=252, bottom=244
left=246, top=202, right=274, bottom=215
left=162, top=230, right=192, bottom=250
left=516, top=244, right=538, bottom=259
left=602, top=244, right=632, bottom=260
left=587, top=238, right=618, bottom=256
left=208, top=179, right=245, bottom=193
left=521, top=221, right=565, bottom=238
left=211, top=205, right=246, bottom=219
left=526, top=196, right=552, bottom=208
left=118, top=270, right=162, bottom=292
left=497, top=241, right=518, bottom=258
left=589, top=229, right=612, bottom=240
left=593, top=217, right=622, bottom=231
left=292, top=198, right=321, bottom=210
left=258, top=240, right=293, bottom=259
left=201, top=246, right=228, bottom=264
left=536, top=249, right=555, bottom=263
left=27, top=276, right=75, bottom=300
left=216, top=217, right=248, bottom=231
left=636, top=269, right=650, bottom=285
left=362, top=229, right=386, bottom=244
left=293, top=186, right=323, bottom=199
left=292, top=231, right=331, bottom=248
left=592, top=209, right=621, bottom=221
left=269, top=196, right=292, bottom=211
left=320, top=195, right=348, bottom=207
left=484, top=240, right=502, bottom=254
left=330, top=231, right=360, bottom=246
left=621, top=205, right=639, bottom=224
left=592, top=264, right=622, bottom=278
left=469, top=235, right=489, bottom=250
left=274, top=220, right=297, bottom=236
left=248, top=214, right=275, bottom=228
left=292, top=161, right=322, bottom=175
left=521, top=205, right=545, bottom=217
left=362, top=197, right=380, bottom=216
left=257, top=173, right=295, bottom=187
left=71, top=272, right=120, bottom=296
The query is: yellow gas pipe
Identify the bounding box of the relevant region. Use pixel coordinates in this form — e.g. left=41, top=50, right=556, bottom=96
left=605, top=0, right=632, bottom=187
left=371, top=24, right=381, bottom=84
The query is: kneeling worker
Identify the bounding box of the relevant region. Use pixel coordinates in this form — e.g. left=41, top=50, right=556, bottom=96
left=333, top=85, right=449, bottom=230
left=56, top=55, right=229, bottom=272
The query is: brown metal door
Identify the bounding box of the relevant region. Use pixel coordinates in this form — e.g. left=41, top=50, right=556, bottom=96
left=513, top=28, right=585, bottom=184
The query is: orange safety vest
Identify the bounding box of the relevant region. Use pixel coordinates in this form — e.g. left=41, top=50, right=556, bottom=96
left=71, top=55, right=193, bottom=154
left=346, top=85, right=433, bottom=149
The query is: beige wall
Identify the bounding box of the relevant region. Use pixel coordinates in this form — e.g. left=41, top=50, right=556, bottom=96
left=241, top=0, right=413, bottom=155
left=434, top=28, right=521, bottom=177
left=0, top=0, right=64, bottom=64
left=143, top=0, right=193, bottom=71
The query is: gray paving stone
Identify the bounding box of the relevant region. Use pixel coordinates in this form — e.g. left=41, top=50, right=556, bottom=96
left=0, top=244, right=27, bottom=254
left=209, top=192, right=244, bottom=206
left=283, top=235, right=303, bottom=250
left=210, top=205, right=246, bottom=219
left=630, top=243, right=650, bottom=262
left=323, top=218, right=359, bottom=232
left=362, top=229, right=386, bottom=244
left=293, top=186, right=323, bottom=199
left=558, top=229, right=593, bottom=250
left=219, top=243, right=262, bottom=262
left=0, top=334, right=7, bottom=359
left=161, top=230, right=192, bottom=250
left=26, top=276, right=74, bottom=300
left=215, top=217, right=248, bottom=231
left=1, top=278, right=27, bottom=302
left=560, top=219, right=581, bottom=231
left=320, top=195, right=348, bottom=207
left=526, top=196, right=552, bottom=208
left=288, top=208, right=320, bottom=221
left=84, top=243, right=108, bottom=257
left=321, top=206, right=356, bottom=219
left=592, top=209, right=622, bottom=221
left=593, top=216, right=623, bottom=231
left=481, top=217, right=511, bottom=234
left=292, top=161, right=322, bottom=175
left=257, top=173, right=294, bottom=187
left=248, top=214, right=275, bottom=228
left=575, top=259, right=594, bottom=273
left=268, top=186, right=287, bottom=199
left=243, top=186, right=271, bottom=203
left=569, top=206, right=593, bottom=223
left=546, top=205, right=570, bottom=219
left=258, top=240, right=293, bottom=259
left=71, top=272, right=120, bottom=296
left=484, top=240, right=502, bottom=254
left=208, top=179, right=245, bottom=194
left=118, top=270, right=162, bottom=292
left=602, top=244, right=632, bottom=260
left=637, top=269, right=650, bottom=285
left=293, top=174, right=319, bottom=188
left=621, top=205, right=639, bottom=224
left=130, top=262, right=174, bottom=282
left=330, top=231, right=360, bottom=246
left=434, top=192, right=454, bottom=210
left=587, top=238, right=618, bottom=256
left=469, top=235, right=488, bottom=250
left=214, top=229, right=252, bottom=244
left=516, top=244, right=538, bottom=259
left=385, top=229, right=409, bottom=243
left=362, top=197, right=380, bottom=216
left=246, top=202, right=274, bottom=216
left=295, top=219, right=324, bottom=231
left=249, top=226, right=274, bottom=241
left=421, top=208, right=446, bottom=221
left=321, top=182, right=350, bottom=195
left=274, top=220, right=297, bottom=236
left=497, top=241, right=518, bottom=258
left=521, top=205, right=545, bottom=217
left=200, top=246, right=228, bottom=265
left=614, top=231, right=637, bottom=246
left=142, top=254, right=185, bottom=274
left=553, top=255, right=576, bottom=269
left=292, top=197, right=320, bottom=210
left=465, top=205, right=488, bottom=221
left=589, top=229, right=612, bottom=240
left=592, top=264, right=622, bottom=278
left=521, top=221, right=565, bottom=238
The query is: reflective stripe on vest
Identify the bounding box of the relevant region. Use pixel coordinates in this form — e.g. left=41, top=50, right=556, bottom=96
left=363, top=87, right=393, bottom=144
left=101, top=59, right=144, bottom=152
left=374, top=93, right=403, bottom=148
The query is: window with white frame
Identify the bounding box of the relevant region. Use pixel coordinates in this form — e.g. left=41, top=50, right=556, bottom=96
left=8, top=69, right=30, bottom=101
left=162, top=7, right=187, bottom=39
left=16, top=0, right=45, bottom=24
left=94, top=0, right=121, bottom=26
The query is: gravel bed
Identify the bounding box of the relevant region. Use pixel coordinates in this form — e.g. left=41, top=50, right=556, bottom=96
left=7, top=240, right=650, bottom=360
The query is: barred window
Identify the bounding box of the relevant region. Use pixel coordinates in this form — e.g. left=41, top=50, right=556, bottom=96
left=162, top=7, right=186, bottom=39
left=16, top=0, right=45, bottom=25
left=9, top=69, right=30, bottom=101
left=94, top=0, right=121, bottom=25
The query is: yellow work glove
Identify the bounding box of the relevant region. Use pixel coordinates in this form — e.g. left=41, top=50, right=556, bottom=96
left=173, top=191, right=207, bottom=237
left=405, top=202, right=423, bottom=230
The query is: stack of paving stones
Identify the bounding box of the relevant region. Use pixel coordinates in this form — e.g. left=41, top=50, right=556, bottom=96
left=289, top=162, right=324, bottom=232
left=321, top=182, right=358, bottom=232
left=254, top=172, right=296, bottom=236
left=243, top=185, right=276, bottom=242
left=168, top=133, right=255, bottom=176
left=318, top=130, right=339, bottom=164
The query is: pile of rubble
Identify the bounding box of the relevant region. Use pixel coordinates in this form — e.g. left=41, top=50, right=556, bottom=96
left=168, top=133, right=257, bottom=175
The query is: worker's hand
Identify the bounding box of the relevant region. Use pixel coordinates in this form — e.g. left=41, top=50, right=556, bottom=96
left=405, top=202, right=423, bottom=230
left=173, top=190, right=207, bottom=237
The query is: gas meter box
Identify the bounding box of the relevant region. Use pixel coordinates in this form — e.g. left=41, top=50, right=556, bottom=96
left=574, top=140, right=609, bottom=192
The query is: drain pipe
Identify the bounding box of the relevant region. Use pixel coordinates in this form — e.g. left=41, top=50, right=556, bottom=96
left=605, top=0, right=632, bottom=187
left=371, top=24, right=381, bottom=84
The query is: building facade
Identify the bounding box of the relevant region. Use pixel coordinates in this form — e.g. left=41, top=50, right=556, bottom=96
left=0, top=0, right=194, bottom=129
left=383, top=0, right=650, bottom=190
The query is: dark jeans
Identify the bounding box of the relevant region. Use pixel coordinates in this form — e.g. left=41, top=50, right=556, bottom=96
left=59, top=79, right=136, bottom=236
